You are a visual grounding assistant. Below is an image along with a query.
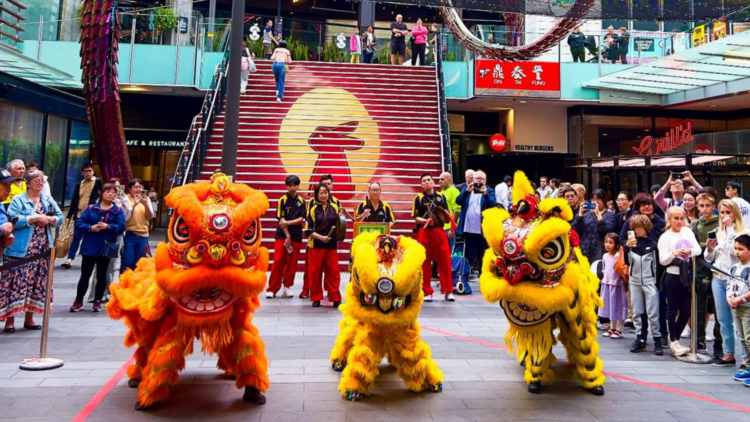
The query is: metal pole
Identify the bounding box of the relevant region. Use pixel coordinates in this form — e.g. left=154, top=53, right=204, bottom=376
left=175, top=30, right=181, bottom=84
left=597, top=35, right=602, bottom=77
left=20, top=248, right=64, bottom=371
left=129, top=14, right=136, bottom=83
left=37, top=15, right=43, bottom=60
left=676, top=257, right=712, bottom=364
left=193, top=19, right=199, bottom=85
left=221, top=0, right=244, bottom=178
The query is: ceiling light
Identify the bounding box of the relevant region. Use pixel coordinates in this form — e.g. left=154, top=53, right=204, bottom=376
left=519, top=100, right=527, bottom=104
left=708, top=104, right=717, bottom=108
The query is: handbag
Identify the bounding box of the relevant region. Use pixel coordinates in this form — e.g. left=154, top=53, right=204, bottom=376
left=102, top=239, right=120, bottom=259
left=55, top=220, right=74, bottom=259
left=614, top=246, right=629, bottom=282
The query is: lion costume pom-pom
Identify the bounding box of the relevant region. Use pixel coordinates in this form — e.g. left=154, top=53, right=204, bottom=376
left=329, top=232, right=443, bottom=401
left=479, top=171, right=606, bottom=396
left=107, top=173, right=271, bottom=409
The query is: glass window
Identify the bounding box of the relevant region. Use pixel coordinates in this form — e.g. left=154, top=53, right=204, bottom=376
left=66, top=120, right=91, bottom=207
left=664, top=22, right=691, bottom=33
left=45, top=114, right=69, bottom=203
left=569, top=115, right=582, bottom=155
left=0, top=99, right=44, bottom=168
left=633, top=21, right=659, bottom=31
left=582, top=115, right=652, bottom=158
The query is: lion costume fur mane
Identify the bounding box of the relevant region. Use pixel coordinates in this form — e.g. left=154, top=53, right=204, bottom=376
left=330, top=232, right=443, bottom=401
left=480, top=171, right=606, bottom=394
left=107, top=173, right=271, bottom=408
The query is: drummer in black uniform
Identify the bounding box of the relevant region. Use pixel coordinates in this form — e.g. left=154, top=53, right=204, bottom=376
left=354, top=182, right=396, bottom=230
left=305, top=183, right=341, bottom=308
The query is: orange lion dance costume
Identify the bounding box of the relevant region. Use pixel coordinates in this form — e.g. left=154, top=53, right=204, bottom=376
left=107, top=173, right=270, bottom=409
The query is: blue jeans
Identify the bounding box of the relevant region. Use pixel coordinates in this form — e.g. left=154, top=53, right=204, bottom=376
left=713, top=277, right=743, bottom=358
left=272, top=62, right=286, bottom=100
left=121, top=231, right=148, bottom=273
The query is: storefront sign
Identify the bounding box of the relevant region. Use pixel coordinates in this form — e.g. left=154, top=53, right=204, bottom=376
left=126, top=140, right=186, bottom=149
left=692, top=25, right=706, bottom=47
left=475, top=60, right=561, bottom=98
left=489, top=134, right=508, bottom=151
left=179, top=17, right=188, bottom=33
left=712, top=22, right=727, bottom=41
left=631, top=122, right=694, bottom=156
left=514, top=144, right=555, bottom=152
left=634, top=38, right=654, bottom=52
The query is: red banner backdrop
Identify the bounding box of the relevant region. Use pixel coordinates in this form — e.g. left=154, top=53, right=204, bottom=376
left=475, top=60, right=561, bottom=98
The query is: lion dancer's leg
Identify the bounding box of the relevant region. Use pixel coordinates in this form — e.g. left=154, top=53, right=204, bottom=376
left=558, top=309, right=606, bottom=395
left=507, top=320, right=556, bottom=394
left=338, top=325, right=382, bottom=401
left=330, top=318, right=358, bottom=372
left=388, top=322, right=443, bottom=393
left=223, top=305, right=270, bottom=405
left=136, top=314, right=185, bottom=409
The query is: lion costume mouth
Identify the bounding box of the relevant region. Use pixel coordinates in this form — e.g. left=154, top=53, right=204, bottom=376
left=170, top=288, right=237, bottom=315
left=501, top=300, right=552, bottom=326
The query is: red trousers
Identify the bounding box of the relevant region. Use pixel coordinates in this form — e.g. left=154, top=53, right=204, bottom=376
left=301, top=247, right=310, bottom=294
left=418, top=226, right=453, bottom=295
left=267, top=238, right=302, bottom=294
left=307, top=248, right=341, bottom=302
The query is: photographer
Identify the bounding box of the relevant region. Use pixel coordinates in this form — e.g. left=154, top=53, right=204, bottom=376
left=654, top=171, right=702, bottom=214
left=575, top=189, right=616, bottom=264
left=120, top=178, right=154, bottom=273
left=456, top=170, right=496, bottom=272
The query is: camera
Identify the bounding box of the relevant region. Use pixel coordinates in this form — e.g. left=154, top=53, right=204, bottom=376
left=473, top=182, right=483, bottom=193
left=585, top=201, right=596, bottom=210
left=707, top=230, right=717, bottom=239
left=671, top=172, right=683, bottom=180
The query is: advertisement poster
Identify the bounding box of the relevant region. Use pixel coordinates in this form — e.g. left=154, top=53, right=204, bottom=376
left=475, top=60, right=561, bottom=98
left=692, top=25, right=706, bottom=47
left=672, top=32, right=687, bottom=53
left=634, top=38, right=655, bottom=52
left=712, top=22, right=727, bottom=40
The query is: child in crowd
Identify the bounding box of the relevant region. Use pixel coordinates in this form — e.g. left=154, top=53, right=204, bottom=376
left=266, top=175, right=306, bottom=298
left=350, top=27, right=362, bottom=63
left=599, top=233, right=628, bottom=339
left=729, top=234, right=750, bottom=384
left=624, top=215, right=663, bottom=355
left=658, top=206, right=702, bottom=357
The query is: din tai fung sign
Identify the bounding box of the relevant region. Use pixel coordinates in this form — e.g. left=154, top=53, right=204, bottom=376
left=475, top=60, right=561, bottom=98
left=632, top=122, right=694, bottom=156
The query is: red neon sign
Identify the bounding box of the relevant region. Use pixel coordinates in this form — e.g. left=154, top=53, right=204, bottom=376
left=490, top=134, right=508, bottom=151
left=632, top=122, right=694, bottom=156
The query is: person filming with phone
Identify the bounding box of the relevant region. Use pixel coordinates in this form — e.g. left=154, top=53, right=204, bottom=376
left=120, top=178, right=153, bottom=273
left=655, top=171, right=703, bottom=213
left=575, top=188, right=616, bottom=263
left=455, top=170, right=495, bottom=274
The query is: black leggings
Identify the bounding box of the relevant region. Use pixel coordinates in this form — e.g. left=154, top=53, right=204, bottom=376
left=664, top=273, right=691, bottom=341
left=412, top=43, right=426, bottom=66
left=76, top=256, right=112, bottom=302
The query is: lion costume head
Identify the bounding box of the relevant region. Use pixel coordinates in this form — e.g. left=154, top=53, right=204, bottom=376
left=479, top=171, right=605, bottom=393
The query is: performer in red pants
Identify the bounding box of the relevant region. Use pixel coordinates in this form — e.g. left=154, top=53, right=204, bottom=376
left=267, top=175, right=305, bottom=298
left=412, top=173, right=455, bottom=302
left=306, top=183, right=341, bottom=308
left=300, top=174, right=340, bottom=299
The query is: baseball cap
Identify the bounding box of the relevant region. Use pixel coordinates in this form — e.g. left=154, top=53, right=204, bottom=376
left=0, top=169, right=20, bottom=183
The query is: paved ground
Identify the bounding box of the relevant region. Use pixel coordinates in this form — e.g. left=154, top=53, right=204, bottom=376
left=2, top=232, right=750, bottom=422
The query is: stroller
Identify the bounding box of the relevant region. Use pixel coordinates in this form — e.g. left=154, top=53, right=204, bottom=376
left=451, top=237, right=472, bottom=295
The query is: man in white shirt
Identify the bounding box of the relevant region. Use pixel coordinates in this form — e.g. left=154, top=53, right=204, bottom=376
left=548, top=178, right=560, bottom=199
left=537, top=176, right=553, bottom=200
left=726, top=181, right=750, bottom=228
left=495, top=175, right=512, bottom=210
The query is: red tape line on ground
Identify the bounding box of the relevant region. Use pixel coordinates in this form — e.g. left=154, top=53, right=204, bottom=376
left=70, top=357, right=135, bottom=422
left=421, top=326, right=750, bottom=413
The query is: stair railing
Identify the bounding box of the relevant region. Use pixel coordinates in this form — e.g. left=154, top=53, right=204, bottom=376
left=434, top=30, right=453, bottom=175
left=170, top=26, right=232, bottom=190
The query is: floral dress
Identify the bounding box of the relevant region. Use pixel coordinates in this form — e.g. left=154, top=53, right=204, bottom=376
left=0, top=201, right=49, bottom=320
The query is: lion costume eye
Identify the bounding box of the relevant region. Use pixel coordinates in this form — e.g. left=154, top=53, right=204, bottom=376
left=538, top=237, right=565, bottom=266
left=242, top=219, right=260, bottom=246
left=171, top=215, right=190, bottom=245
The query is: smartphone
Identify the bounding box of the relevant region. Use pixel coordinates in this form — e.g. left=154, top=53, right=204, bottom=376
left=585, top=202, right=596, bottom=210
left=707, top=230, right=717, bottom=239
left=671, top=172, right=683, bottom=180
left=627, top=230, right=636, bottom=242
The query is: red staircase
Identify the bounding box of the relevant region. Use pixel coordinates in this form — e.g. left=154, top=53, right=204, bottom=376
left=200, top=61, right=445, bottom=266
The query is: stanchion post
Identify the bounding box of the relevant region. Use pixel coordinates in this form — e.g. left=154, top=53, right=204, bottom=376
left=20, top=248, right=64, bottom=371
left=676, top=257, right=712, bottom=364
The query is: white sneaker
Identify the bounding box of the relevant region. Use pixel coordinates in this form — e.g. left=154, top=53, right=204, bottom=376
left=681, top=326, right=691, bottom=339
left=276, top=97, right=282, bottom=102
left=670, top=340, right=689, bottom=356
left=265, top=292, right=274, bottom=299
left=281, top=287, right=294, bottom=298
left=445, top=293, right=456, bottom=302
left=424, top=294, right=433, bottom=302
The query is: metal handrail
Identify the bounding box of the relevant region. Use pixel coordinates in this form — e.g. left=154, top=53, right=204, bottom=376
left=434, top=32, right=452, bottom=175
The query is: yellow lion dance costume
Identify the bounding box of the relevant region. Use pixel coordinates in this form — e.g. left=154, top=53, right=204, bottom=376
left=108, top=173, right=270, bottom=409
left=330, top=232, right=443, bottom=401
left=480, top=171, right=606, bottom=396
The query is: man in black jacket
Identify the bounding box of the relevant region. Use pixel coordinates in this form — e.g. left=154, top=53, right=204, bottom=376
left=567, top=27, right=586, bottom=62
left=616, top=27, right=630, bottom=64
left=61, top=163, right=103, bottom=268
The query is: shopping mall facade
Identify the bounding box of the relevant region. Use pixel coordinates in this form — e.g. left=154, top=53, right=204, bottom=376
left=1, top=0, right=749, bottom=221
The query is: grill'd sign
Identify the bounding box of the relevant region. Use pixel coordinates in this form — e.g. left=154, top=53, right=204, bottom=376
left=490, top=134, right=508, bottom=151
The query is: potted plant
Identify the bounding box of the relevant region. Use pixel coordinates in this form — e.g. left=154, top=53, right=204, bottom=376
left=153, top=7, right=179, bottom=44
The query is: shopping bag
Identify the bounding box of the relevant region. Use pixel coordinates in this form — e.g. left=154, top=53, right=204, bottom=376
left=55, top=221, right=74, bottom=259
